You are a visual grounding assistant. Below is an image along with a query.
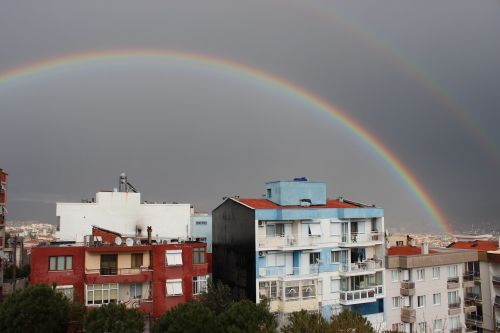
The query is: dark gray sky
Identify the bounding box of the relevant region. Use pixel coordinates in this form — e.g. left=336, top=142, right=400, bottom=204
left=1, top=0, right=499, bottom=233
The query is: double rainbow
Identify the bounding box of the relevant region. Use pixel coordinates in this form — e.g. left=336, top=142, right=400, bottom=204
left=0, top=49, right=453, bottom=234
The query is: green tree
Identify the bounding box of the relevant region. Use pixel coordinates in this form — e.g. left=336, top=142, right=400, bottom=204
left=0, top=284, right=74, bottom=333
left=218, top=299, right=278, bottom=333
left=84, top=302, right=144, bottom=333
left=199, top=279, right=233, bottom=315
left=153, top=301, right=219, bottom=333
left=330, top=310, right=376, bottom=333
left=281, top=310, right=328, bottom=333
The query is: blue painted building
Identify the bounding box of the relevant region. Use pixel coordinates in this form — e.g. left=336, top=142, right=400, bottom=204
left=213, top=179, right=386, bottom=326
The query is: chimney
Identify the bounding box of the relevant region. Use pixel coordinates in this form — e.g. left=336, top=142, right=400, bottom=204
left=147, top=226, right=152, bottom=245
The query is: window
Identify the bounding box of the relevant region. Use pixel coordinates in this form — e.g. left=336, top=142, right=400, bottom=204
left=165, top=250, right=183, bottom=266
left=448, top=265, right=458, bottom=278
left=49, top=256, right=73, bottom=271
left=432, top=267, right=440, bottom=279
left=166, top=279, right=183, bottom=296
left=130, top=283, right=142, bottom=299
left=433, top=293, right=441, bottom=305
left=195, top=220, right=208, bottom=225
left=266, top=223, right=285, bottom=237
left=448, top=290, right=459, bottom=306
left=392, top=296, right=401, bottom=308
left=391, top=270, right=399, bottom=283
left=309, top=252, right=320, bottom=265
left=100, top=254, right=117, bottom=275
left=331, top=250, right=347, bottom=264
left=131, top=253, right=143, bottom=268
left=396, top=241, right=404, bottom=246
left=416, top=268, right=425, bottom=281
left=267, top=188, right=272, bottom=198
left=86, top=283, right=118, bottom=305
left=193, top=247, right=206, bottom=264
left=56, top=285, right=74, bottom=301
left=434, top=319, right=442, bottom=332
left=307, top=223, right=322, bottom=236
left=192, top=275, right=209, bottom=295
left=448, top=316, right=460, bottom=330
left=417, top=322, right=426, bottom=333
left=417, top=295, right=426, bottom=308
left=259, top=281, right=278, bottom=300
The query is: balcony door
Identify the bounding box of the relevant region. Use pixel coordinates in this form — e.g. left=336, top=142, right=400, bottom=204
left=100, top=254, right=117, bottom=275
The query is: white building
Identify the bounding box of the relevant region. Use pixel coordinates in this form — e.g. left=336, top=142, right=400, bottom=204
left=385, top=245, right=478, bottom=333
left=56, top=191, right=191, bottom=242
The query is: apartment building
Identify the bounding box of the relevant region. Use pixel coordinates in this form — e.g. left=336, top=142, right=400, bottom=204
left=486, top=250, right=500, bottom=333
left=0, top=168, right=7, bottom=295
left=191, top=213, right=212, bottom=252
left=31, top=233, right=210, bottom=318
left=213, top=179, right=385, bottom=327
left=448, top=240, right=499, bottom=332
left=385, top=245, right=478, bottom=333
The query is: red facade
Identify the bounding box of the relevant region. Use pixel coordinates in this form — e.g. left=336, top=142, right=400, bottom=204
left=31, top=241, right=211, bottom=318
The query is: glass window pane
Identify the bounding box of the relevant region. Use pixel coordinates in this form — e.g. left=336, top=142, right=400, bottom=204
left=49, top=257, right=57, bottom=271
left=66, top=256, right=73, bottom=270
left=57, top=256, right=65, bottom=270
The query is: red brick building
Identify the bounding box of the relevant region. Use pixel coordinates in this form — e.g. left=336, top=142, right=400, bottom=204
left=31, top=238, right=211, bottom=318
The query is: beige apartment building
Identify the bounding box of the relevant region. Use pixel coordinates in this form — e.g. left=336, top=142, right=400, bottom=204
left=385, top=244, right=478, bottom=333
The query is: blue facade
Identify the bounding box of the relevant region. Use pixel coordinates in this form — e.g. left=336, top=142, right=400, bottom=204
left=266, top=180, right=327, bottom=206
left=255, top=207, right=383, bottom=221
left=346, top=299, right=384, bottom=316
left=191, top=214, right=213, bottom=252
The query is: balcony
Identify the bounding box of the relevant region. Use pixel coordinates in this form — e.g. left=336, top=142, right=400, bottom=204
left=339, top=231, right=383, bottom=247
left=495, top=296, right=500, bottom=307
left=463, top=300, right=477, bottom=314
left=448, top=300, right=462, bottom=316
left=464, top=292, right=482, bottom=304
left=463, top=272, right=478, bottom=288
left=339, top=285, right=383, bottom=305
left=493, top=275, right=500, bottom=287
left=466, top=314, right=483, bottom=327
left=400, top=307, right=416, bottom=323
left=447, top=276, right=460, bottom=289
left=400, top=281, right=415, bottom=296
left=339, top=259, right=383, bottom=276
left=258, top=235, right=327, bottom=249
left=258, top=265, right=319, bottom=279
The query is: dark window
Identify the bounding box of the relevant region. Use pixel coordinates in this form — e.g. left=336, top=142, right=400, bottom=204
left=49, top=256, right=73, bottom=271
left=309, top=252, right=320, bottom=265
left=131, top=253, right=143, bottom=268
left=100, top=254, right=117, bottom=275
left=193, top=247, right=206, bottom=265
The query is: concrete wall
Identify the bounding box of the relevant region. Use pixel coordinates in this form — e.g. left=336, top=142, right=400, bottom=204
left=56, top=192, right=191, bottom=242
left=265, top=180, right=327, bottom=206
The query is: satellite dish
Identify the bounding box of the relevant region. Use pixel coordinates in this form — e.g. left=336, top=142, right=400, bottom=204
left=125, top=238, right=134, bottom=246
left=114, top=237, right=123, bottom=246
left=135, top=239, right=141, bottom=245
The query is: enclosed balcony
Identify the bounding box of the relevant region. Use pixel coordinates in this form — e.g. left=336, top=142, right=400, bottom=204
left=400, top=281, right=415, bottom=296
left=339, top=231, right=383, bottom=247
left=339, top=285, right=383, bottom=305
left=400, top=307, right=416, bottom=323
left=258, top=265, right=319, bottom=279
left=259, top=279, right=319, bottom=313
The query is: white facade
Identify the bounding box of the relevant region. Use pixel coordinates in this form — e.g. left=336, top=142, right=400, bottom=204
left=56, top=191, right=191, bottom=242
left=384, top=249, right=475, bottom=333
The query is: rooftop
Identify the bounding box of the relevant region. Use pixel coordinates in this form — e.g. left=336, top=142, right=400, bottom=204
left=447, top=240, right=498, bottom=252
left=236, top=198, right=364, bottom=209
left=387, top=246, right=436, bottom=256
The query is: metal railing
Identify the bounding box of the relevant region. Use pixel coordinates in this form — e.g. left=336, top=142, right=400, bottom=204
left=258, top=265, right=319, bottom=278
left=340, top=231, right=382, bottom=244
left=86, top=267, right=151, bottom=276
left=448, top=276, right=460, bottom=283
left=339, top=259, right=383, bottom=274
left=257, top=234, right=341, bottom=247
left=449, top=300, right=461, bottom=309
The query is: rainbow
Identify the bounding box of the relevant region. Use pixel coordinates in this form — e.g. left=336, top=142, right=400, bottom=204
left=0, top=49, right=453, bottom=233
left=289, top=0, right=500, bottom=165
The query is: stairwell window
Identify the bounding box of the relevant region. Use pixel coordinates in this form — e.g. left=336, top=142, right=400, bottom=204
left=434, top=319, right=442, bottom=332
left=193, top=247, right=206, bottom=265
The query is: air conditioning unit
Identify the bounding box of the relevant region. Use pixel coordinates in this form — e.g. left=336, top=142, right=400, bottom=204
left=258, top=221, right=265, bottom=227
left=258, top=251, right=266, bottom=257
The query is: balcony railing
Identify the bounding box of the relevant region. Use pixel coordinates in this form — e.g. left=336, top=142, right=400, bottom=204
left=340, top=231, right=382, bottom=245
left=339, top=285, right=383, bottom=304
left=448, top=277, right=460, bottom=289
left=86, top=267, right=152, bottom=276
left=449, top=300, right=461, bottom=309
left=493, top=275, right=500, bottom=287
left=258, top=265, right=319, bottom=278
left=258, top=235, right=337, bottom=248
left=339, top=259, right=383, bottom=275
left=400, top=281, right=415, bottom=296
left=495, top=296, right=500, bottom=306
left=400, top=307, right=416, bottom=323
left=465, top=293, right=482, bottom=302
